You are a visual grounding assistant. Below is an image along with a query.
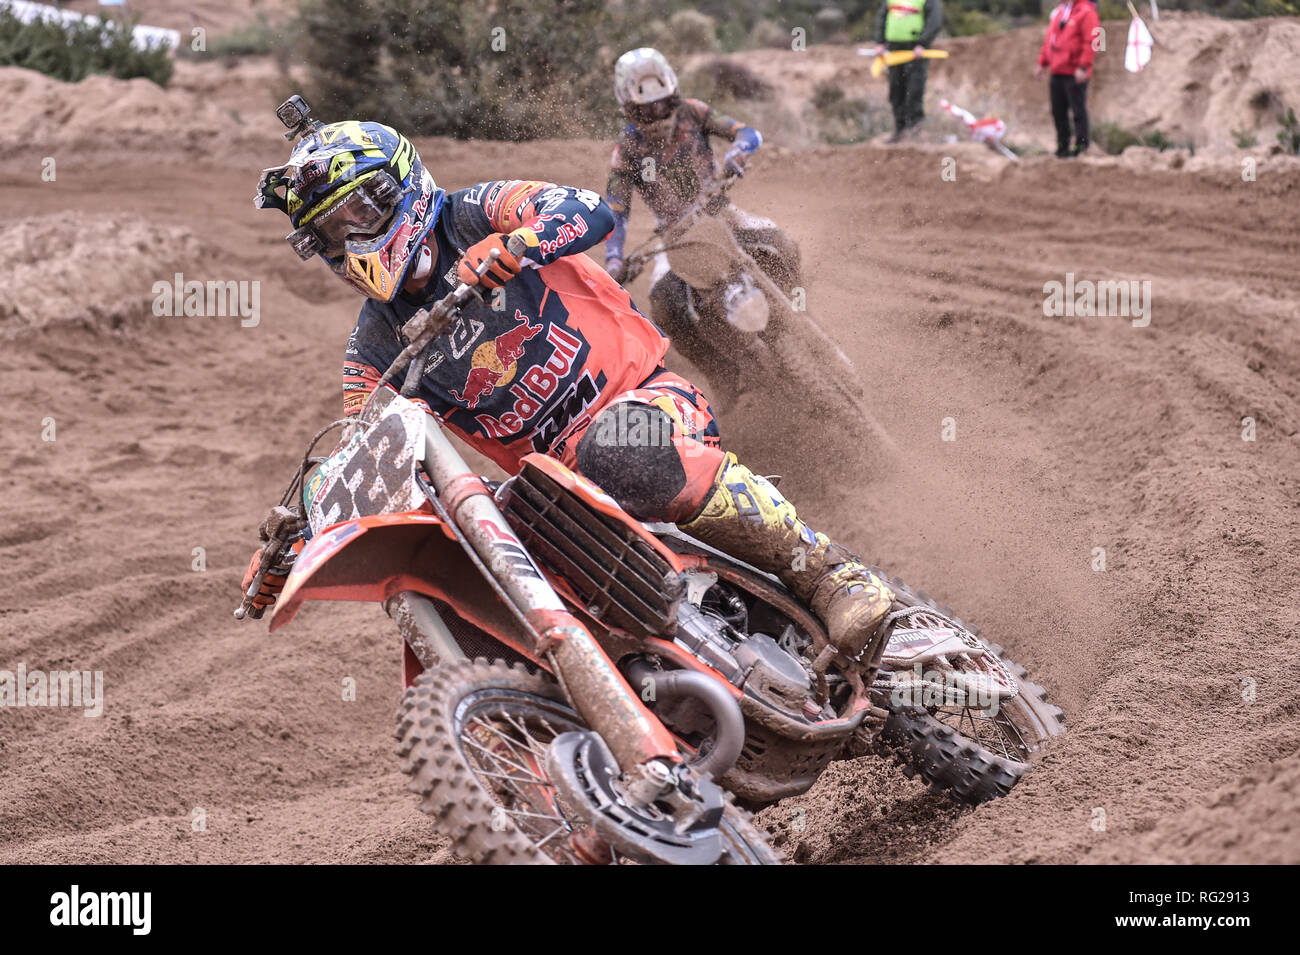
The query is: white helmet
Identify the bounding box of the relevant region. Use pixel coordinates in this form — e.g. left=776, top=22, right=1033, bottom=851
left=614, top=48, right=679, bottom=111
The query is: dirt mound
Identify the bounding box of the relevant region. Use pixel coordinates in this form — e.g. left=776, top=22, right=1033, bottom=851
left=946, top=12, right=1300, bottom=151
left=167, top=55, right=298, bottom=131
left=0, top=61, right=284, bottom=161
left=0, top=215, right=203, bottom=336
left=13, top=9, right=1296, bottom=160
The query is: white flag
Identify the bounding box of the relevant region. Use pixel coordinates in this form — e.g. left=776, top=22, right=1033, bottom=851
left=1126, top=16, right=1154, bottom=73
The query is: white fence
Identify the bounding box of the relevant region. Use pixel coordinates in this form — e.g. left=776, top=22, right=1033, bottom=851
left=0, top=0, right=180, bottom=52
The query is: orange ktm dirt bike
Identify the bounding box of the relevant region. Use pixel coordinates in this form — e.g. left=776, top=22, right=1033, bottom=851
left=236, top=244, right=1064, bottom=865
left=618, top=172, right=898, bottom=461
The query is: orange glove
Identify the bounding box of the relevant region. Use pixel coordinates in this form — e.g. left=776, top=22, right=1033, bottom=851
left=457, top=233, right=523, bottom=289
left=240, top=539, right=303, bottom=618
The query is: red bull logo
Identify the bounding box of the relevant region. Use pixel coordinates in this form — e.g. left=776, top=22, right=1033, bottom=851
left=449, top=310, right=544, bottom=408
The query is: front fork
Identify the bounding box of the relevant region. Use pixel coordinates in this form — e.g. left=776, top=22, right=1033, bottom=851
left=419, top=416, right=683, bottom=792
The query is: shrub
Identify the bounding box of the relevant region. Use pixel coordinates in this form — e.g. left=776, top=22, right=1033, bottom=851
left=1232, top=128, right=1258, bottom=148
left=1095, top=0, right=1130, bottom=20
left=811, top=78, right=846, bottom=112
left=1095, top=121, right=1193, bottom=154
left=947, top=9, right=1003, bottom=36
left=1093, top=120, right=1141, bottom=155
left=1140, top=130, right=1195, bottom=152
left=1141, top=129, right=1174, bottom=152
left=298, top=0, right=630, bottom=140
left=810, top=78, right=885, bottom=143
left=662, top=10, right=720, bottom=54
left=1278, top=107, right=1300, bottom=155
left=687, top=59, right=774, bottom=100
left=813, top=7, right=849, bottom=42
left=205, top=16, right=298, bottom=58
left=750, top=18, right=790, bottom=49
left=0, top=8, right=173, bottom=85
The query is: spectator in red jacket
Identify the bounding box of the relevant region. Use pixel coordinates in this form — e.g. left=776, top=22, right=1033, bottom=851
left=1035, top=0, right=1101, bottom=157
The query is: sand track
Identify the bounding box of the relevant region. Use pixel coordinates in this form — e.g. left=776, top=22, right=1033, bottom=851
left=2, top=106, right=1298, bottom=863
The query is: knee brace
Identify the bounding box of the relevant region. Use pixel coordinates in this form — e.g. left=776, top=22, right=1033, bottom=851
left=576, top=402, right=688, bottom=520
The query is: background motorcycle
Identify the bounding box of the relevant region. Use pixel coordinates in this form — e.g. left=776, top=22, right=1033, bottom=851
left=620, top=173, right=899, bottom=463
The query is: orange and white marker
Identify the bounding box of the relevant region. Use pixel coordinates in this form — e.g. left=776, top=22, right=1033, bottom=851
left=938, top=99, right=1018, bottom=161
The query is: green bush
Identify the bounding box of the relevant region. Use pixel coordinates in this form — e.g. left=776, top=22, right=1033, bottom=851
left=811, top=78, right=846, bottom=112
left=1093, top=0, right=1129, bottom=19
left=1232, top=128, right=1258, bottom=148
left=1141, top=129, right=1174, bottom=151
left=299, top=0, right=637, bottom=140
left=1094, top=121, right=1194, bottom=154
left=813, top=7, right=849, bottom=42
left=1093, top=121, right=1140, bottom=155
left=663, top=9, right=720, bottom=54
left=1216, top=0, right=1300, bottom=16
left=684, top=59, right=774, bottom=100
left=0, top=8, right=173, bottom=86
left=750, top=18, right=791, bottom=49
left=1143, top=130, right=1196, bottom=152
left=810, top=77, right=886, bottom=143
left=947, top=9, right=1003, bottom=36
left=1278, top=107, right=1300, bottom=155
left=177, top=15, right=299, bottom=59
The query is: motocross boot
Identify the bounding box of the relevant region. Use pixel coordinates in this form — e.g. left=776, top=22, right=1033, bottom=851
left=680, top=454, right=894, bottom=658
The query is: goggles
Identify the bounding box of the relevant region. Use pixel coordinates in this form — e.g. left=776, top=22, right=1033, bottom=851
left=285, top=170, right=404, bottom=260
left=625, top=96, right=678, bottom=125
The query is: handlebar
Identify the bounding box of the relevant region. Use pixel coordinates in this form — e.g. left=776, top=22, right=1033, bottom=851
left=233, top=504, right=307, bottom=620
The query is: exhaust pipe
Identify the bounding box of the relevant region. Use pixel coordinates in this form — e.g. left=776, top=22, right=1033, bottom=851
left=624, top=657, right=746, bottom=780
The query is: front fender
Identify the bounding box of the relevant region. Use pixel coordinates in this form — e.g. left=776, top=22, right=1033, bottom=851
left=268, top=512, right=533, bottom=652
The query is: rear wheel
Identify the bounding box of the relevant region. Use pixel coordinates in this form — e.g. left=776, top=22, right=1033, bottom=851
left=872, top=577, right=1066, bottom=804
left=395, top=659, right=780, bottom=864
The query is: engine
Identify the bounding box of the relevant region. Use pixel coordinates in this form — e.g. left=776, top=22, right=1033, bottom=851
left=669, top=583, right=857, bottom=804
left=674, top=599, right=813, bottom=718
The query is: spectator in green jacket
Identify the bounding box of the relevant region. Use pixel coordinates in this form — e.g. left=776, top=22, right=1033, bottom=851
left=871, top=0, right=944, bottom=142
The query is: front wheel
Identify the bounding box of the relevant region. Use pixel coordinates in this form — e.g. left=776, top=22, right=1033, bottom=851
left=394, top=659, right=781, bottom=864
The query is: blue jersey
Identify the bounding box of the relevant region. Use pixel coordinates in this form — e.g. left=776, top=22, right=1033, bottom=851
left=342, top=180, right=668, bottom=472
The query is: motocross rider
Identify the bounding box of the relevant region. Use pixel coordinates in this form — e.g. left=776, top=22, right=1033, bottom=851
left=244, top=116, right=892, bottom=666
left=603, top=48, right=801, bottom=385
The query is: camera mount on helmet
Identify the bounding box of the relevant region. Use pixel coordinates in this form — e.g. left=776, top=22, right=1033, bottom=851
left=276, top=94, right=324, bottom=142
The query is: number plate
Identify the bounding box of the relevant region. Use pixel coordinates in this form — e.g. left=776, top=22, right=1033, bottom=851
left=305, top=397, right=428, bottom=532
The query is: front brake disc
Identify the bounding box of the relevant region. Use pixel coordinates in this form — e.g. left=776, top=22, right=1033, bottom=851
left=545, top=732, right=725, bottom=866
